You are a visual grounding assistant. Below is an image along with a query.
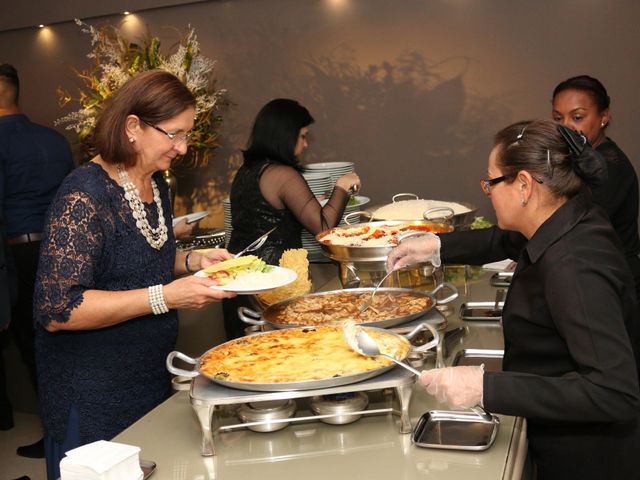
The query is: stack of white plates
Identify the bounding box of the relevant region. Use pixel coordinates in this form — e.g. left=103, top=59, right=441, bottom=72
left=301, top=172, right=333, bottom=197
left=303, top=161, right=354, bottom=184
left=300, top=162, right=362, bottom=262
left=222, top=198, right=232, bottom=247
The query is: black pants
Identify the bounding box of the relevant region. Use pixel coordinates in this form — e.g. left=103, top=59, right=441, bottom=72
left=0, top=240, right=40, bottom=402
left=222, top=296, right=256, bottom=340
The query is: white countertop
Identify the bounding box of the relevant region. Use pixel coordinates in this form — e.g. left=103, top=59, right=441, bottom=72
left=114, top=264, right=527, bottom=480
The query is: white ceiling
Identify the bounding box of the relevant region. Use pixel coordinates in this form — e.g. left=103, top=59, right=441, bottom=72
left=1, top=0, right=212, bottom=32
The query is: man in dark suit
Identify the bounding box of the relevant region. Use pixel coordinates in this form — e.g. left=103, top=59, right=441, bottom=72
left=0, top=63, right=74, bottom=457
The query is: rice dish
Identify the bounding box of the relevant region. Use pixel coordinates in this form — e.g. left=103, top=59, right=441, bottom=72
left=224, top=269, right=291, bottom=289
left=373, top=199, right=471, bottom=221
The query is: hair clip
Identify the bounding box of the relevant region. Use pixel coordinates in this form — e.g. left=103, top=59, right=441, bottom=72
left=546, top=149, right=554, bottom=178
left=516, top=126, right=527, bottom=140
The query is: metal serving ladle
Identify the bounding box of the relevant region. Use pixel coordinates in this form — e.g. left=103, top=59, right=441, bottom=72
left=348, top=325, right=494, bottom=423
left=349, top=326, right=422, bottom=375
left=357, top=269, right=396, bottom=314
left=233, top=226, right=277, bottom=258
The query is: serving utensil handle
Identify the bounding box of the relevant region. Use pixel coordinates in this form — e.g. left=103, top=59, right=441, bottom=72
left=166, top=351, right=200, bottom=378
left=383, top=354, right=422, bottom=376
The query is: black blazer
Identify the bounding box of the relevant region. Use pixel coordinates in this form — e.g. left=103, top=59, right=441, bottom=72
left=440, top=194, right=640, bottom=480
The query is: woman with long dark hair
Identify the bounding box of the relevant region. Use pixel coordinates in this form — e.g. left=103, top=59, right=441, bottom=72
left=224, top=98, right=360, bottom=338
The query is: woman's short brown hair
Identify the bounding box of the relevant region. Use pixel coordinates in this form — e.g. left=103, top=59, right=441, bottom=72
left=93, top=70, right=196, bottom=166
left=494, top=120, right=583, bottom=199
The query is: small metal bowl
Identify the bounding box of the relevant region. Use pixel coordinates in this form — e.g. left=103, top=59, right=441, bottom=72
left=237, top=400, right=297, bottom=432
left=310, top=392, right=369, bottom=425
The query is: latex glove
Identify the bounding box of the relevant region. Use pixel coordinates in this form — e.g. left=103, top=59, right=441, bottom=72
left=419, top=366, right=484, bottom=409
left=386, top=232, right=441, bottom=272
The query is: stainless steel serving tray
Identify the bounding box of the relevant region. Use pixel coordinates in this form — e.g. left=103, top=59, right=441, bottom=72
left=316, top=220, right=454, bottom=263
left=239, top=284, right=458, bottom=329
left=459, top=301, right=504, bottom=321
left=452, top=349, right=504, bottom=372
left=412, top=410, right=500, bottom=451
left=360, top=193, right=478, bottom=229
left=167, top=323, right=440, bottom=392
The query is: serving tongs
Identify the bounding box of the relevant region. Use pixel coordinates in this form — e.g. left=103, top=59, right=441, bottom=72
left=233, top=227, right=277, bottom=258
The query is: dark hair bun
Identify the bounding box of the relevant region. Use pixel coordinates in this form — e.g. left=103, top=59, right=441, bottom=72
left=556, top=125, right=608, bottom=186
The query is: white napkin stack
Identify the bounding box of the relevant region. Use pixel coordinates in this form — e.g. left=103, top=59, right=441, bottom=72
left=60, top=440, right=143, bottom=480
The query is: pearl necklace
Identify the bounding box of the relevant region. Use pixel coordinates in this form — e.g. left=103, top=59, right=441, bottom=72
left=117, top=164, right=168, bottom=250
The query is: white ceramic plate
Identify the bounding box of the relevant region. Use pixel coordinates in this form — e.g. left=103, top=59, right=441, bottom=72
left=194, top=266, right=297, bottom=294
left=172, top=211, right=209, bottom=227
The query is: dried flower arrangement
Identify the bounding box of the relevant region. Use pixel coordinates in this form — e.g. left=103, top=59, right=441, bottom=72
left=57, top=19, right=226, bottom=168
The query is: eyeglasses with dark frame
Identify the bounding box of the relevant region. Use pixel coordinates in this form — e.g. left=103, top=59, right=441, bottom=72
left=480, top=175, right=509, bottom=195
left=142, top=119, right=193, bottom=143
left=480, top=174, right=544, bottom=196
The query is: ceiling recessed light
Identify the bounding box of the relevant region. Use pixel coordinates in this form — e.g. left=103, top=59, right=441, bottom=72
left=38, top=24, right=45, bottom=28
left=123, top=11, right=131, bottom=15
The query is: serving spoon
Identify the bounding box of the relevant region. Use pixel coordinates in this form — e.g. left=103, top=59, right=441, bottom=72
left=347, top=325, right=421, bottom=375
left=233, top=226, right=276, bottom=258
left=357, top=269, right=396, bottom=314
left=345, top=325, right=494, bottom=423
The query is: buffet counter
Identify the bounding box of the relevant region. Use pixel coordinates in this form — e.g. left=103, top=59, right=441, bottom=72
left=114, top=263, right=527, bottom=480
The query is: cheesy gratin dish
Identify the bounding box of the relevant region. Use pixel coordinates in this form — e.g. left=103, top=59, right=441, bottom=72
left=200, top=326, right=411, bottom=384
left=267, top=291, right=431, bottom=326
left=317, top=223, right=450, bottom=247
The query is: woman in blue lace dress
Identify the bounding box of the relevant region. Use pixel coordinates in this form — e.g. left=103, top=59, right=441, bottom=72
left=33, top=70, right=236, bottom=480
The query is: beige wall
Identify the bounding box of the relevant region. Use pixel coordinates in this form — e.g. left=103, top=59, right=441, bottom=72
left=1, top=0, right=639, bottom=224
left=2, top=0, right=639, bottom=412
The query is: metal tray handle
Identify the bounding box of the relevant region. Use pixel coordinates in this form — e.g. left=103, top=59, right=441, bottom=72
left=431, top=282, right=459, bottom=305
left=344, top=210, right=373, bottom=225
left=423, top=206, right=455, bottom=222
left=405, top=322, right=440, bottom=353
left=166, top=351, right=200, bottom=378
left=396, top=230, right=432, bottom=244
left=238, top=307, right=266, bottom=326
left=392, top=193, right=419, bottom=202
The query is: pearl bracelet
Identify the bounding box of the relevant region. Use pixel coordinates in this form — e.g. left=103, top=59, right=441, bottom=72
left=148, top=284, right=169, bottom=315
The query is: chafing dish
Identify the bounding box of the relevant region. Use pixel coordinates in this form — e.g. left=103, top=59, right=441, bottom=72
left=166, top=323, right=440, bottom=392
left=356, top=193, right=478, bottom=229
left=238, top=284, right=458, bottom=329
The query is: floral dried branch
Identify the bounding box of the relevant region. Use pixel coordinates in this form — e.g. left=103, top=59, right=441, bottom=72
left=56, top=19, right=227, bottom=168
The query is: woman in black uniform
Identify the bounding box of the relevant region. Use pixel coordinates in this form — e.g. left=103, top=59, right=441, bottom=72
left=552, top=75, right=640, bottom=303
left=388, top=120, right=640, bottom=480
